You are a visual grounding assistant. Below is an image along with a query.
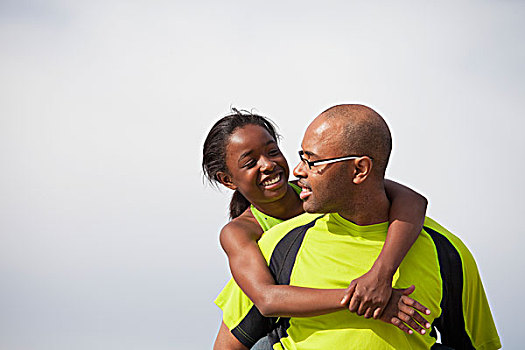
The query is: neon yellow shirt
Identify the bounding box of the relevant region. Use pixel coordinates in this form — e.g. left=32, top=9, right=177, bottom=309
left=215, top=214, right=500, bottom=350
left=249, top=183, right=302, bottom=232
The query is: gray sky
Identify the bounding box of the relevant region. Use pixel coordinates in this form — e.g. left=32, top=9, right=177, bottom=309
left=1, top=0, right=523, bottom=348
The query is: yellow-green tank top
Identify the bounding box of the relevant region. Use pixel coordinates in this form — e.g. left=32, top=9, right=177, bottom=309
left=249, top=182, right=302, bottom=232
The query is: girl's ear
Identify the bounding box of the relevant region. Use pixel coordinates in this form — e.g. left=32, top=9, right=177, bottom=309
left=216, top=171, right=237, bottom=190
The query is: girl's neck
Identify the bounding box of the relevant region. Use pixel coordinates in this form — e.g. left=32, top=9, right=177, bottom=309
left=252, top=184, right=304, bottom=221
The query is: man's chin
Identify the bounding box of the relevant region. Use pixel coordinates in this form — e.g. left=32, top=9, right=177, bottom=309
left=302, top=201, right=322, bottom=214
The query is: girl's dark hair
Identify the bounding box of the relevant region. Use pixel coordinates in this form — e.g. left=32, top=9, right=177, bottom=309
left=202, top=108, right=280, bottom=219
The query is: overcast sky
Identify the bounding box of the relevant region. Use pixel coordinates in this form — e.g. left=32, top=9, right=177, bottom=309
left=1, top=0, right=523, bottom=349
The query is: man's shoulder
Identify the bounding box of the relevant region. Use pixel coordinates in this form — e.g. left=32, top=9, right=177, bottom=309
left=262, top=212, right=323, bottom=238
left=422, top=216, right=481, bottom=281
left=257, top=213, right=324, bottom=259
left=423, top=217, right=473, bottom=257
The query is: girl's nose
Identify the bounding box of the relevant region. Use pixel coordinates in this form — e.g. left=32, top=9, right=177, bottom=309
left=260, top=156, right=276, bottom=172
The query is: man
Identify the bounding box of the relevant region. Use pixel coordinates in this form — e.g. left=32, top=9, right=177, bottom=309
left=215, top=104, right=500, bottom=349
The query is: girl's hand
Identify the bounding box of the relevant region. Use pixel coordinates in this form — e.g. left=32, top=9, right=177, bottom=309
left=340, top=269, right=393, bottom=319
left=380, top=285, right=431, bottom=335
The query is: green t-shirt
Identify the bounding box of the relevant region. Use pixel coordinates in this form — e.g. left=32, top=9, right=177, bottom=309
left=215, top=214, right=500, bottom=350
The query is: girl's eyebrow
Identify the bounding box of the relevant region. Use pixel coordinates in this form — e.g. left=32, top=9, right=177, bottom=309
left=238, top=150, right=253, bottom=161
left=238, top=140, right=276, bottom=161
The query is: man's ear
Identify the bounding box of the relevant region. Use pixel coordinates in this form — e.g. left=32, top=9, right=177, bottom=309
left=352, top=157, right=373, bottom=184
left=216, top=171, right=237, bottom=190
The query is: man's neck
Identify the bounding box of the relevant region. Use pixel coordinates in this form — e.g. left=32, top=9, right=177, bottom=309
left=337, top=189, right=390, bottom=226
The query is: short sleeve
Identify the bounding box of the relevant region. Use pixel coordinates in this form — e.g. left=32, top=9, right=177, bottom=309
left=215, top=278, right=275, bottom=348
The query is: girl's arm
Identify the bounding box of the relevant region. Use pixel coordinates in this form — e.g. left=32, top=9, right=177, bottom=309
left=219, top=215, right=430, bottom=335
left=214, top=321, right=249, bottom=350
left=220, top=218, right=346, bottom=317
left=341, top=179, right=428, bottom=319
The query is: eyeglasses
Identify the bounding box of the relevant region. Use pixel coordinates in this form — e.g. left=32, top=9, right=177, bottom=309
left=298, top=150, right=371, bottom=169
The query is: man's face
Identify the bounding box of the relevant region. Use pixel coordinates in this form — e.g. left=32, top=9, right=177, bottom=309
left=293, top=119, right=351, bottom=213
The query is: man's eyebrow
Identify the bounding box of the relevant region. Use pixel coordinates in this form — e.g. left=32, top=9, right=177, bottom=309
left=302, top=150, right=317, bottom=157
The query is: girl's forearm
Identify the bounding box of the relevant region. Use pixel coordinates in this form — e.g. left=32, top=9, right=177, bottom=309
left=253, top=285, right=347, bottom=317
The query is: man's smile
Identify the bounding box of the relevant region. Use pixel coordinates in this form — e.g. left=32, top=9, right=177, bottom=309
left=298, top=180, right=312, bottom=200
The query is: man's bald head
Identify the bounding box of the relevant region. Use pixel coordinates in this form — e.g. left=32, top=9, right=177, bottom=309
left=314, top=104, right=392, bottom=178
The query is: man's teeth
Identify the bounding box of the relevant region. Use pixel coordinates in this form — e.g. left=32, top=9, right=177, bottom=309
left=262, top=174, right=281, bottom=186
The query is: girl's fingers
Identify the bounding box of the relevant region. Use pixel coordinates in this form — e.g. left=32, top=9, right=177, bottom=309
left=391, top=317, right=413, bottom=335
left=401, top=295, right=431, bottom=315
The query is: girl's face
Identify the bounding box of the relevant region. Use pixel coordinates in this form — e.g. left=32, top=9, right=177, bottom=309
left=219, top=124, right=290, bottom=206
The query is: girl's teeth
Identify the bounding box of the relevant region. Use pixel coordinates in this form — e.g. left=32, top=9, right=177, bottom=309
left=263, top=174, right=280, bottom=186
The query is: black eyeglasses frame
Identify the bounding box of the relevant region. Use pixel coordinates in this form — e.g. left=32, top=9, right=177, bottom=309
left=298, top=150, right=372, bottom=169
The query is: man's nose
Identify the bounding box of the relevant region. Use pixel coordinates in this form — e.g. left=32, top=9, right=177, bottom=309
left=293, top=161, right=306, bottom=178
